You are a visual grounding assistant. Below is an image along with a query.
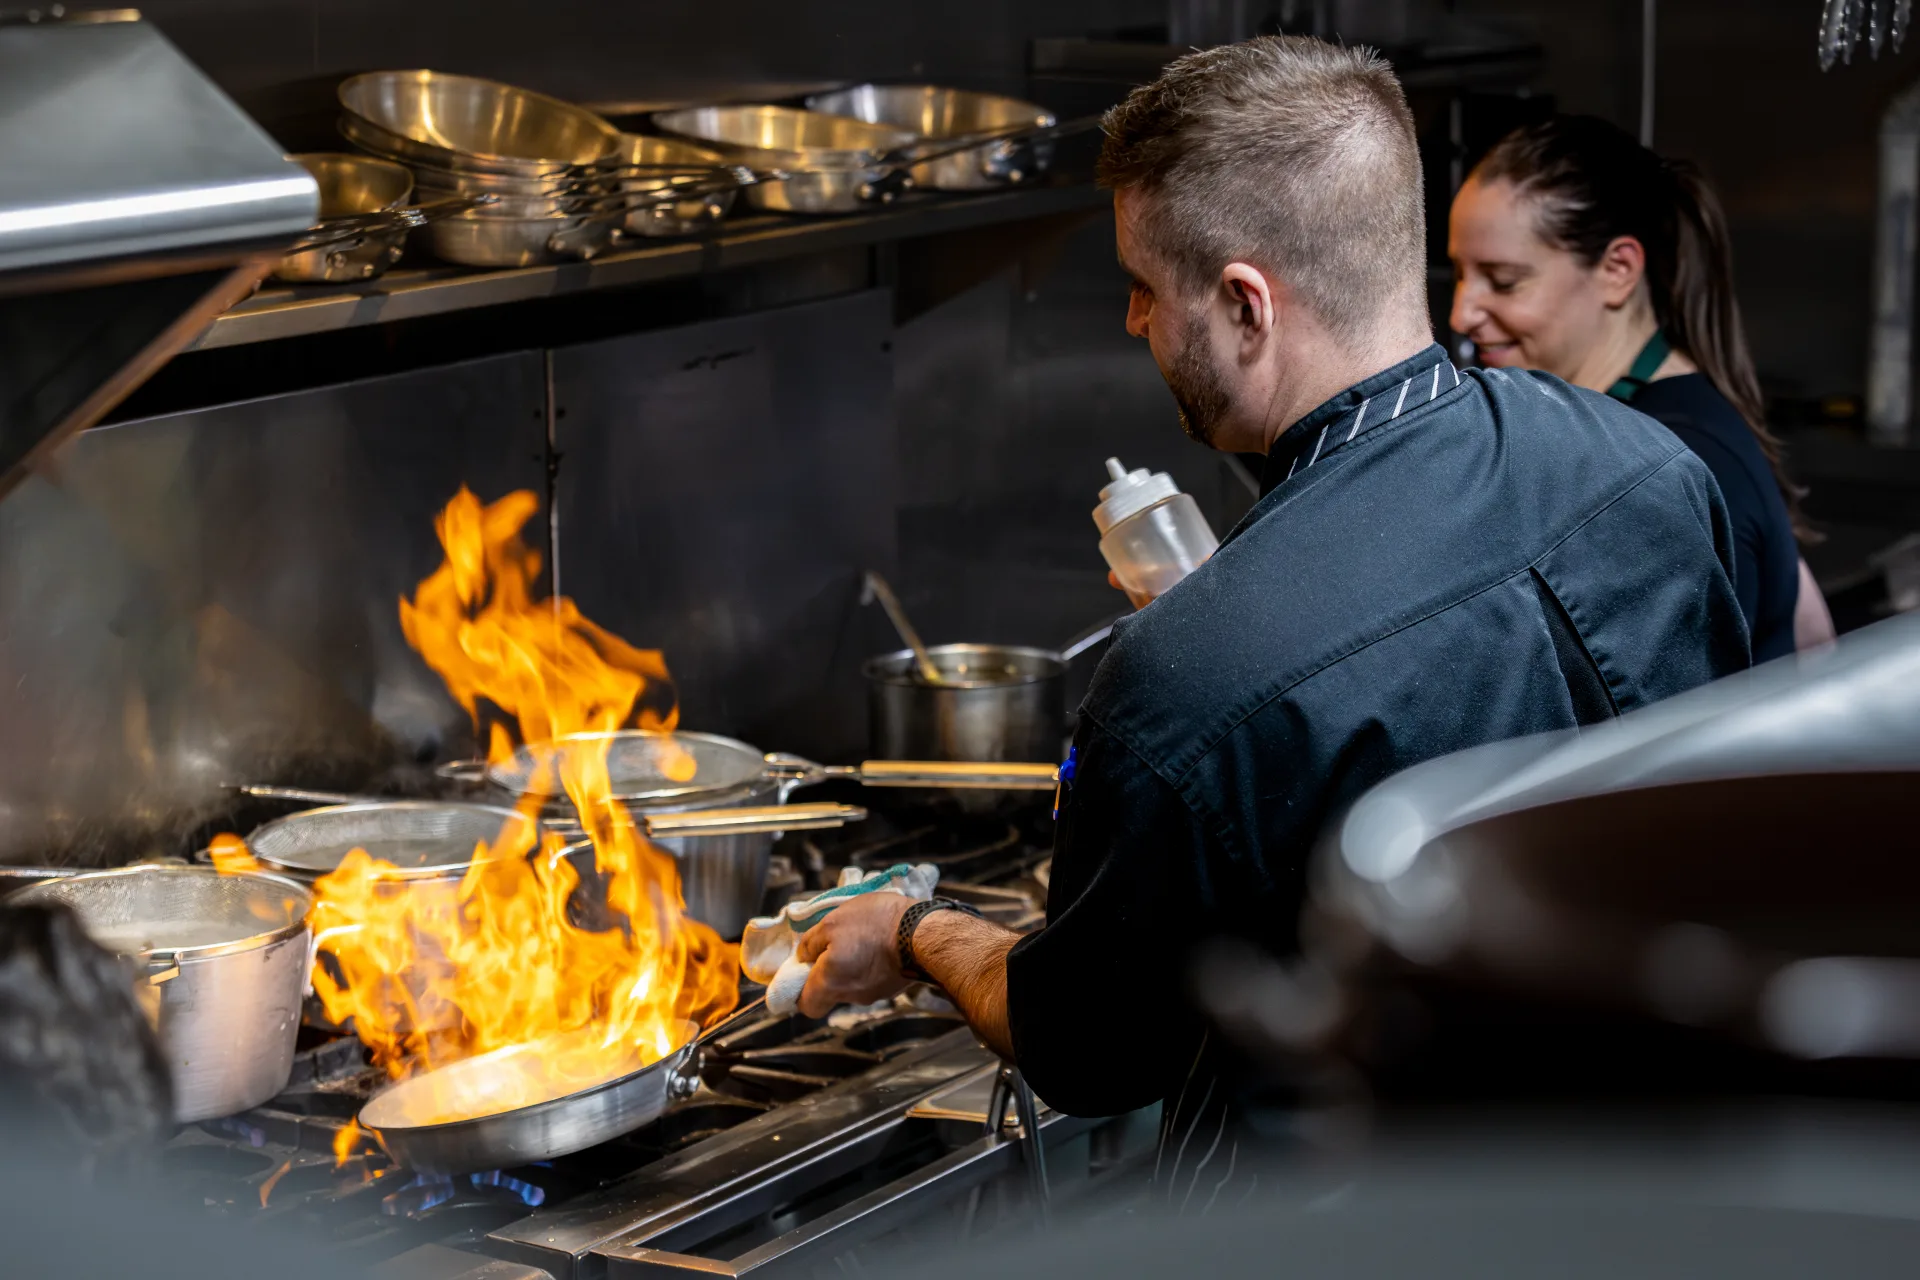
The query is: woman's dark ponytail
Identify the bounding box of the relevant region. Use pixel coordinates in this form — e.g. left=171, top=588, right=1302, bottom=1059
left=1475, top=116, right=1814, bottom=542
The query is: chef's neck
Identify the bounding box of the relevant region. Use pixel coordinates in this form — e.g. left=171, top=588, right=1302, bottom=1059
left=1255, top=311, right=1435, bottom=454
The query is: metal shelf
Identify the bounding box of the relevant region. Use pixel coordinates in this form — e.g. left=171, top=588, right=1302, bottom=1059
left=187, top=182, right=1111, bottom=353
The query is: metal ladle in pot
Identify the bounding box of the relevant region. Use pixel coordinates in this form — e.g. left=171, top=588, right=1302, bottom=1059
left=861, top=571, right=944, bottom=685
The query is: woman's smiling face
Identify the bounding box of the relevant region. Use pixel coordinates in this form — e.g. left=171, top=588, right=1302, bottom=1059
left=1448, top=173, right=1618, bottom=380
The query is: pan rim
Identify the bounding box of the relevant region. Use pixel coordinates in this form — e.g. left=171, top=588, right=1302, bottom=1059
left=359, top=1014, right=702, bottom=1141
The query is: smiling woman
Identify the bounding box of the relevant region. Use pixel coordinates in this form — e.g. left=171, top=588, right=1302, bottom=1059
left=1448, top=115, right=1832, bottom=661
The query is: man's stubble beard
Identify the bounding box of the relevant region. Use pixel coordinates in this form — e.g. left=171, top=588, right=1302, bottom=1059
left=1164, top=308, right=1234, bottom=450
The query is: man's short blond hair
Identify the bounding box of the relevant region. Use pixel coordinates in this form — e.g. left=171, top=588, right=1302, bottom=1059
left=1098, top=36, right=1426, bottom=342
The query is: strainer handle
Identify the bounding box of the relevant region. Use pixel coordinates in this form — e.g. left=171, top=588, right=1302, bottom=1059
left=436, top=759, right=491, bottom=784
left=234, top=784, right=373, bottom=807
left=762, top=753, right=860, bottom=801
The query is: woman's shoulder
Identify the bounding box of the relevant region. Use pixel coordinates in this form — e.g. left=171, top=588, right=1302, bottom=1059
left=1629, top=375, right=1775, bottom=498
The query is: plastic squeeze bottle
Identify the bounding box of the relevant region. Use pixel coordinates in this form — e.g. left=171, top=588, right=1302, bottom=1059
left=1092, top=457, right=1219, bottom=607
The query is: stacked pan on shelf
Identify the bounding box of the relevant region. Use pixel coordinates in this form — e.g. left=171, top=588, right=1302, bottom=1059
left=336, top=70, right=626, bottom=267
left=334, top=71, right=758, bottom=267
left=651, top=85, right=1068, bottom=214
left=303, top=71, right=1080, bottom=273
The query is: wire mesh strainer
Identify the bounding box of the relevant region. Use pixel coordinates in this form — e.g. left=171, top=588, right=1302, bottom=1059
left=13, top=866, right=310, bottom=960
left=485, top=731, right=773, bottom=805
left=246, top=801, right=539, bottom=881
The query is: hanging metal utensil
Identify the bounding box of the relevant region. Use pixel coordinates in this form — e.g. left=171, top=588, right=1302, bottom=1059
left=1820, top=0, right=1910, bottom=67
left=1821, top=0, right=1849, bottom=69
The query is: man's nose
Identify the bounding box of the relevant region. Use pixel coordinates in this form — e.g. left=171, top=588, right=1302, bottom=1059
left=1125, top=290, right=1150, bottom=339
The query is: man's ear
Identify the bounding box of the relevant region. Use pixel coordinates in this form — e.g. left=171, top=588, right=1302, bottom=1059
left=1220, top=261, right=1275, bottom=338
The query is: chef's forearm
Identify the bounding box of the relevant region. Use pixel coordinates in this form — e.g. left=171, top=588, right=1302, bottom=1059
left=914, top=910, right=1018, bottom=1061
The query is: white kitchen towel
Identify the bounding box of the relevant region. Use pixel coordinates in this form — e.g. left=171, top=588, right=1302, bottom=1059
left=741, top=862, right=939, bottom=1015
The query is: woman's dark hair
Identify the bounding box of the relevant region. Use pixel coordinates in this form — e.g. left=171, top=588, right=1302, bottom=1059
left=1474, top=114, right=1814, bottom=541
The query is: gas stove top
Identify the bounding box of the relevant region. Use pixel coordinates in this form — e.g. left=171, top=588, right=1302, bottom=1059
left=163, top=805, right=1148, bottom=1280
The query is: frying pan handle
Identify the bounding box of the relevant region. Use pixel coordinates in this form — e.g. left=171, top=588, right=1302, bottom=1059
left=669, top=994, right=771, bottom=1098
left=883, top=113, right=1103, bottom=171
left=858, top=168, right=914, bottom=204
left=855, top=760, right=1059, bottom=791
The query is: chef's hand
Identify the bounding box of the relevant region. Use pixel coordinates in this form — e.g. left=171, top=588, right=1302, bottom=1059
left=794, top=892, right=915, bottom=1018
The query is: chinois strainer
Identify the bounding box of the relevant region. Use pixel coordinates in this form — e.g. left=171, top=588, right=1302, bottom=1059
left=246, top=801, right=539, bottom=882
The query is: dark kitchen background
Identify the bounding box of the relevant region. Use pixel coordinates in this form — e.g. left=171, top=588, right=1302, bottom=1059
left=4, top=0, right=1914, bottom=867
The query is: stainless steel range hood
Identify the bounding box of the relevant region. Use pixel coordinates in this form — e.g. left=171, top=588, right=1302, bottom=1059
left=0, top=8, right=317, bottom=501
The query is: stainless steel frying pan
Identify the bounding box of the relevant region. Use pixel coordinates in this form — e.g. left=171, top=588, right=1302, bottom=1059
left=359, top=997, right=766, bottom=1172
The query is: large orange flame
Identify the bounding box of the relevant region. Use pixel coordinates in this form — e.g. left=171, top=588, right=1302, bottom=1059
left=303, top=487, right=738, bottom=1100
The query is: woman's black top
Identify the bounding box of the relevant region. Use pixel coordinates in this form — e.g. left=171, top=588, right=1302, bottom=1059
left=1630, top=374, right=1798, bottom=662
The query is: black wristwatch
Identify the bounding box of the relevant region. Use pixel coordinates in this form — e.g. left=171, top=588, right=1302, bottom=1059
left=896, top=897, right=983, bottom=984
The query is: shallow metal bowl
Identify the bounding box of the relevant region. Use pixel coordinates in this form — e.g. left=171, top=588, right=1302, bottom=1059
left=339, top=70, right=621, bottom=175
left=805, top=84, right=1054, bottom=190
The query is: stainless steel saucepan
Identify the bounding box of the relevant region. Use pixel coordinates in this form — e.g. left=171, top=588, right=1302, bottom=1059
left=12, top=866, right=313, bottom=1123
left=359, top=996, right=767, bottom=1172
left=861, top=606, right=1119, bottom=778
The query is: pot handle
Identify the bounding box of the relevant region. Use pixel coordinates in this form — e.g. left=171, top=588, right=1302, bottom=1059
left=855, top=760, right=1059, bottom=791
left=1057, top=614, right=1125, bottom=664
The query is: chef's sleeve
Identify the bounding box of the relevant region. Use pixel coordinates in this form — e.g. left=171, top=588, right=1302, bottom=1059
left=1003, top=718, right=1216, bottom=1117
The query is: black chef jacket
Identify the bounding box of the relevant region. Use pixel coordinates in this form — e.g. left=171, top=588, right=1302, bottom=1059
left=1630, top=374, right=1800, bottom=663
left=1006, top=345, right=1750, bottom=1122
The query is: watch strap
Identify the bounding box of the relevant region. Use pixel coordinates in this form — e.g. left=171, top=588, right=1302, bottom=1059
left=896, top=897, right=983, bottom=983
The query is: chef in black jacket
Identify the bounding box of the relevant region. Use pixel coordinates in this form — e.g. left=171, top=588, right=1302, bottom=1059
left=1449, top=114, right=1834, bottom=660
left=794, top=37, right=1749, bottom=1191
